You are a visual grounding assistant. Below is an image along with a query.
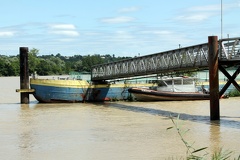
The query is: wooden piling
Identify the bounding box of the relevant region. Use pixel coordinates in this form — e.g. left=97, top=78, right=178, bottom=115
left=20, top=47, right=29, bottom=104
left=208, top=36, right=220, bottom=120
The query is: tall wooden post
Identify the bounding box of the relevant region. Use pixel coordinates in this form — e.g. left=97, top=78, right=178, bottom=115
left=208, top=36, right=220, bottom=120
left=20, top=47, right=29, bottom=104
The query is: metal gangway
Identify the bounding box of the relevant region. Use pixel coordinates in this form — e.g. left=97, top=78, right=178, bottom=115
left=91, top=37, right=240, bottom=81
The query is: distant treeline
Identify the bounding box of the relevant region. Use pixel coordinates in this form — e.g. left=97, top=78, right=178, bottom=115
left=0, top=48, right=132, bottom=76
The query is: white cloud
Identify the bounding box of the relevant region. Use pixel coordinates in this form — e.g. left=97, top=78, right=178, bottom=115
left=49, top=23, right=79, bottom=37
left=115, top=30, right=134, bottom=40
left=141, top=30, right=172, bottom=35
left=178, top=2, right=240, bottom=24
left=176, top=14, right=210, bottom=23
left=51, top=30, right=79, bottom=37
left=50, top=24, right=76, bottom=30
left=174, top=3, right=223, bottom=24
left=101, top=16, right=135, bottom=24
left=58, top=38, right=75, bottom=42
left=152, top=30, right=172, bottom=35
left=0, top=31, right=14, bottom=37
left=118, top=6, right=139, bottom=13
left=188, top=4, right=220, bottom=12
left=188, top=2, right=240, bottom=12
left=84, top=32, right=101, bottom=36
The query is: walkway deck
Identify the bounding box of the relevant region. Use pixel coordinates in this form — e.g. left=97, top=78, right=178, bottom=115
left=91, top=37, right=240, bottom=81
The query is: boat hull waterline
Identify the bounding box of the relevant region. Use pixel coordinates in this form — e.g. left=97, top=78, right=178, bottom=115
left=128, top=88, right=210, bottom=101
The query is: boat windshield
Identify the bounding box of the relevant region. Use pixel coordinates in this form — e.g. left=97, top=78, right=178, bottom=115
left=156, top=77, right=197, bottom=92
left=69, top=71, right=91, bottom=80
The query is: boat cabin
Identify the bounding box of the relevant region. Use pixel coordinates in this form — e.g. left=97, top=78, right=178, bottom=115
left=150, top=77, right=198, bottom=92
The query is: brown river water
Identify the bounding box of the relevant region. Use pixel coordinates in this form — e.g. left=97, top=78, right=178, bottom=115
left=0, top=77, right=240, bottom=159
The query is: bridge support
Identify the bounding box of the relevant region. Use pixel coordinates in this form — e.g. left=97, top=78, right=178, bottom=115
left=19, top=47, right=30, bottom=104
left=208, top=36, right=220, bottom=120
left=218, top=65, right=240, bottom=97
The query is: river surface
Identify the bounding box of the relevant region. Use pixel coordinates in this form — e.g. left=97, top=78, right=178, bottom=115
left=0, top=77, right=240, bottom=159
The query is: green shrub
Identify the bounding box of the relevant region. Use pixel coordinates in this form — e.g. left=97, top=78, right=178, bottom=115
left=228, top=89, right=240, bottom=97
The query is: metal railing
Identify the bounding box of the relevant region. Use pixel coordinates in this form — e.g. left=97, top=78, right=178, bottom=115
left=91, top=37, right=240, bottom=81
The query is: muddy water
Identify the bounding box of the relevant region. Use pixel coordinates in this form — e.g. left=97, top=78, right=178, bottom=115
left=0, top=77, right=240, bottom=159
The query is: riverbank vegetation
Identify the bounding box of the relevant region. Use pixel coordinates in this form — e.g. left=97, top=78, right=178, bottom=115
left=0, top=48, right=131, bottom=76
left=228, top=88, right=240, bottom=97
left=167, top=115, right=240, bottom=159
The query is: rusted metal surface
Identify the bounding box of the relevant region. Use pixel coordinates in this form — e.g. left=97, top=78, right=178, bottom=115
left=20, top=47, right=29, bottom=104
left=208, top=36, right=220, bottom=120
left=16, top=89, right=35, bottom=93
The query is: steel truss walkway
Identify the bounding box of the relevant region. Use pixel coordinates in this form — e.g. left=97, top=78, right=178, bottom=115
left=91, top=37, right=240, bottom=81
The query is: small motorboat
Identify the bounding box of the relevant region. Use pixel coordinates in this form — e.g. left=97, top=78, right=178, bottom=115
left=128, top=87, right=210, bottom=101
left=128, top=76, right=210, bottom=101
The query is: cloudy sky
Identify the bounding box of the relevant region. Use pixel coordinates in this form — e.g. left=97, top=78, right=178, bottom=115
left=0, top=0, right=239, bottom=57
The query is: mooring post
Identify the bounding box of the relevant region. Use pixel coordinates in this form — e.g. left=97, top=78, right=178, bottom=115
left=208, top=36, right=220, bottom=120
left=20, top=47, right=29, bottom=104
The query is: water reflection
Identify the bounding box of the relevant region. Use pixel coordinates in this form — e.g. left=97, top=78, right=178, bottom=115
left=7, top=100, right=240, bottom=159
left=2, top=77, right=240, bottom=159
left=209, top=121, right=221, bottom=154
left=108, top=102, right=240, bottom=130
left=19, top=104, right=34, bottom=160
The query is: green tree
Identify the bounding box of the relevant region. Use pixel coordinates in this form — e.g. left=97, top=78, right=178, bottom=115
left=82, top=54, right=104, bottom=72
left=0, top=56, right=6, bottom=76
left=36, top=59, right=52, bottom=75
left=65, top=61, right=73, bottom=74
left=28, top=48, right=40, bottom=74
left=49, top=56, right=66, bottom=74
left=8, top=57, right=19, bottom=76
left=73, top=60, right=83, bottom=71
left=0, top=55, right=19, bottom=76
left=0, top=49, right=132, bottom=76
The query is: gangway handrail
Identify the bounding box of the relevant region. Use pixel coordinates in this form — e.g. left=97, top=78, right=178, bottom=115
left=91, top=37, right=240, bottom=81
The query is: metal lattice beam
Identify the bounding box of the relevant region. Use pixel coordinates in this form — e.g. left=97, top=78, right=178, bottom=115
left=91, top=37, right=240, bottom=81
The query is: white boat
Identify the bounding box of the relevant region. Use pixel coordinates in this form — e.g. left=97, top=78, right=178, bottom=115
left=128, top=76, right=210, bottom=101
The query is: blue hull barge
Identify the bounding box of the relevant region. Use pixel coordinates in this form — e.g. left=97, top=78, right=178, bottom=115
left=30, top=77, right=156, bottom=103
